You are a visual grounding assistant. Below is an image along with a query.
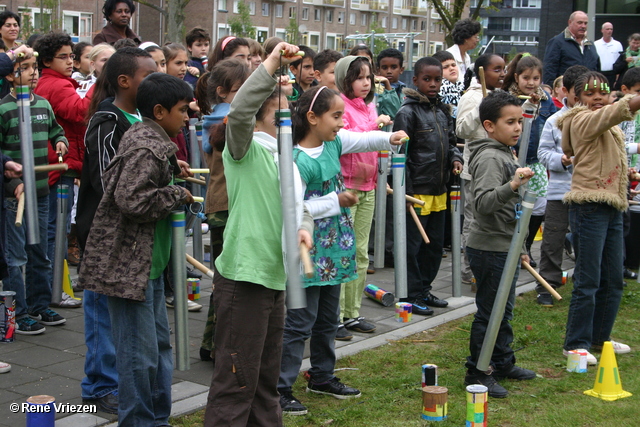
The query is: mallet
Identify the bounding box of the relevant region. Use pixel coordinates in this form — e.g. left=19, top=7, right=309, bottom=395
left=33, top=163, right=68, bottom=173
left=478, top=66, right=487, bottom=98
left=15, top=192, right=25, bottom=227
left=300, top=244, right=314, bottom=278
left=186, top=253, right=214, bottom=279
left=521, top=260, right=562, bottom=300
left=409, top=207, right=430, bottom=244
left=386, top=187, right=426, bottom=206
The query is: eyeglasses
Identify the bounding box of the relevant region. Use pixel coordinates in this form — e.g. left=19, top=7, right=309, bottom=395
left=53, top=54, right=75, bottom=61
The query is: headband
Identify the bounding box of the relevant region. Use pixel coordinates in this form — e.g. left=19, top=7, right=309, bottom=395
left=221, top=36, right=236, bottom=53
left=309, top=86, right=328, bottom=112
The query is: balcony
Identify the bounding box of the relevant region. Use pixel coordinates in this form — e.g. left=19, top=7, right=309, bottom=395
left=358, top=0, right=370, bottom=11
left=370, top=1, right=388, bottom=11
left=311, top=0, right=345, bottom=6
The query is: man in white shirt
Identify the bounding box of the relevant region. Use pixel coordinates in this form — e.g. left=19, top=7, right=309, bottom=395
left=594, top=22, right=623, bottom=85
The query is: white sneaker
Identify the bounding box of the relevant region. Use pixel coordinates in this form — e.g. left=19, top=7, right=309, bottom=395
left=50, top=292, right=82, bottom=308
left=165, top=296, right=202, bottom=312
left=592, top=340, right=631, bottom=354
left=563, top=349, right=598, bottom=365
left=0, top=361, right=11, bottom=373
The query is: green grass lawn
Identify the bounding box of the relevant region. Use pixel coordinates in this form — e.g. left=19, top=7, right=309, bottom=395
left=172, top=279, right=640, bottom=427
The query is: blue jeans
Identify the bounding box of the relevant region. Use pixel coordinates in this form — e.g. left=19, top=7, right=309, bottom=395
left=81, top=290, right=118, bottom=400
left=3, top=195, right=51, bottom=317
left=465, top=247, right=518, bottom=373
left=565, top=203, right=624, bottom=350
left=278, top=284, right=341, bottom=391
left=108, top=277, right=172, bottom=426
left=47, top=176, right=75, bottom=276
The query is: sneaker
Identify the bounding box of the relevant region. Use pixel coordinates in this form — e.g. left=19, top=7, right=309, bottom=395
left=422, top=292, right=448, bottom=308
left=71, top=279, right=83, bottom=293
left=200, top=347, right=213, bottom=362
left=279, top=391, right=308, bottom=415
left=16, top=316, right=46, bottom=335
left=464, top=370, right=508, bottom=398
left=335, top=324, right=353, bottom=341
left=344, top=317, right=376, bottom=333
left=591, top=340, right=631, bottom=354
left=50, top=292, right=82, bottom=308
left=623, top=268, right=638, bottom=280
left=493, top=364, right=536, bottom=381
left=563, top=349, right=597, bottom=365
left=30, top=309, right=66, bottom=326
left=536, top=292, right=553, bottom=307
left=405, top=299, right=434, bottom=316
left=367, top=261, right=375, bottom=275
left=165, top=296, right=203, bottom=312
left=83, top=391, right=118, bottom=414
left=0, top=361, right=11, bottom=373
left=187, top=266, right=203, bottom=279
left=307, top=377, right=361, bottom=399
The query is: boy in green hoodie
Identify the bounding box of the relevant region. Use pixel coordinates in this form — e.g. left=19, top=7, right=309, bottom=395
left=464, top=91, right=536, bottom=398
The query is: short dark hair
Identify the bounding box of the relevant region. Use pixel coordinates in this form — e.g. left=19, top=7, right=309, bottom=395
left=343, top=56, right=374, bottom=100
left=377, top=48, right=404, bottom=68
left=26, top=33, right=42, bottom=48
left=102, top=0, right=136, bottom=21
left=503, top=53, right=543, bottom=90
left=431, top=50, right=455, bottom=63
left=105, top=47, right=152, bottom=91
left=185, top=27, right=210, bottom=48
left=479, top=91, right=521, bottom=125
left=314, top=49, right=343, bottom=73
left=621, top=67, right=640, bottom=89
left=73, top=42, right=91, bottom=62
left=162, top=43, right=187, bottom=63
left=291, top=45, right=316, bottom=68
left=451, top=18, right=482, bottom=45
left=414, top=56, right=442, bottom=77
left=113, top=38, right=138, bottom=49
left=562, top=65, right=589, bottom=91
left=0, top=11, right=20, bottom=28
left=33, top=31, right=73, bottom=69
left=137, top=73, right=193, bottom=119
left=473, top=53, right=501, bottom=78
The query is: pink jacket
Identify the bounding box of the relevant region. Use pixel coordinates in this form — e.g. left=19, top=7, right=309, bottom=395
left=339, top=94, right=379, bottom=191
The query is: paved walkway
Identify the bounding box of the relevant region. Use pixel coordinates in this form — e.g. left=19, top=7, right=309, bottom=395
left=0, top=239, right=569, bottom=426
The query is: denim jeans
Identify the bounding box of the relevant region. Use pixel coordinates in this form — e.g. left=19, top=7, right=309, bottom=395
left=3, top=195, right=51, bottom=317
left=538, top=200, right=570, bottom=289
left=278, top=284, right=341, bottom=392
left=405, top=209, right=446, bottom=300
left=81, top=290, right=118, bottom=400
left=108, top=276, right=172, bottom=426
left=565, top=203, right=624, bottom=350
left=465, top=247, right=518, bottom=373
left=47, top=176, right=75, bottom=276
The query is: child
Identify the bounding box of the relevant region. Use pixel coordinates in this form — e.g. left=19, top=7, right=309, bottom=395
left=503, top=53, right=557, bottom=268
left=551, top=76, right=564, bottom=108
left=290, top=45, right=316, bottom=98
left=376, top=48, right=406, bottom=120
left=464, top=90, right=537, bottom=398
left=393, top=57, right=462, bottom=315
left=184, top=27, right=210, bottom=89
left=75, top=47, right=157, bottom=414
left=71, top=42, right=93, bottom=88
left=278, top=85, right=407, bottom=415
left=247, top=38, right=264, bottom=72
left=0, top=50, right=69, bottom=334
left=457, top=53, right=506, bottom=289
left=313, top=49, right=343, bottom=91
left=334, top=55, right=392, bottom=340
left=89, top=43, right=116, bottom=80
left=140, top=42, right=166, bottom=73
left=559, top=72, right=640, bottom=363
left=432, top=50, right=464, bottom=119
left=162, top=43, right=190, bottom=162
left=208, top=35, right=250, bottom=71
left=78, top=73, right=194, bottom=424
left=537, top=65, right=589, bottom=308
left=202, top=42, right=314, bottom=426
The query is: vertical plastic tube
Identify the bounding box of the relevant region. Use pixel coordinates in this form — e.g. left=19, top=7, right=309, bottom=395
left=171, top=210, right=189, bottom=371
left=50, top=185, right=69, bottom=305
left=189, top=122, right=203, bottom=262
left=374, top=151, right=389, bottom=269
left=517, top=106, right=536, bottom=168
left=450, top=184, right=462, bottom=297
left=17, top=85, right=39, bottom=244
left=392, top=152, right=407, bottom=298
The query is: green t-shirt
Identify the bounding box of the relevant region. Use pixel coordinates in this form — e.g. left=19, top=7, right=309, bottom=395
left=118, top=108, right=142, bottom=125
left=149, top=177, right=173, bottom=280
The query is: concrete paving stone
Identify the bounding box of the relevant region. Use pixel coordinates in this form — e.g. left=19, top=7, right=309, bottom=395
left=65, top=344, right=87, bottom=358
left=170, top=381, right=209, bottom=401
left=0, top=388, right=26, bottom=405
left=0, top=363, right=53, bottom=386
left=28, top=328, right=87, bottom=351
left=0, top=339, right=38, bottom=353
left=39, top=357, right=87, bottom=382
left=172, top=361, right=213, bottom=387
left=1, top=342, right=81, bottom=368
left=54, top=413, right=110, bottom=427
left=11, top=375, right=84, bottom=405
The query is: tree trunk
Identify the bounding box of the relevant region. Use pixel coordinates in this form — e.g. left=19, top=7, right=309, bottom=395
left=166, top=0, right=185, bottom=43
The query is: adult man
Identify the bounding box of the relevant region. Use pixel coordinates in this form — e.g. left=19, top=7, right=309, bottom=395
left=543, top=11, right=600, bottom=84
left=594, top=22, right=623, bottom=85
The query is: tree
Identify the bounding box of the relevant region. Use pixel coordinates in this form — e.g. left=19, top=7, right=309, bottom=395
left=285, top=13, right=300, bottom=45
left=134, top=0, right=190, bottom=43
left=426, top=0, right=499, bottom=47
left=228, top=2, right=256, bottom=39
left=369, top=13, right=390, bottom=57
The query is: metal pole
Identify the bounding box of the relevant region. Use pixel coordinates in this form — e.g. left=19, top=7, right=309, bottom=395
left=50, top=185, right=68, bottom=305
left=517, top=106, right=536, bottom=168
left=277, top=109, right=306, bottom=309
left=374, top=150, right=389, bottom=269
left=189, top=121, right=203, bottom=262
left=450, top=183, right=461, bottom=297
left=17, top=85, right=39, bottom=244
left=476, top=190, right=537, bottom=372
left=392, top=151, right=407, bottom=298
left=171, top=210, right=189, bottom=371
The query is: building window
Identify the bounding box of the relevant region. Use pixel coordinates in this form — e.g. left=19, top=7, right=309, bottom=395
left=382, top=16, right=387, bottom=28
left=326, top=35, right=336, bottom=49
left=257, top=29, right=268, bottom=43
left=515, top=0, right=540, bottom=7
left=421, top=20, right=425, bottom=31
left=289, top=6, right=295, bottom=18
left=412, top=19, right=417, bottom=30
left=326, top=9, right=333, bottom=22
left=430, top=21, right=435, bottom=32
left=62, top=11, right=93, bottom=41
left=488, top=17, right=511, bottom=31
left=401, top=18, right=407, bottom=30
left=349, top=12, right=356, bottom=25
left=439, top=23, right=443, bottom=33
left=309, top=33, right=320, bottom=51
left=302, top=7, right=309, bottom=20
left=512, top=17, right=539, bottom=32
left=392, top=17, right=398, bottom=29
left=233, top=1, right=239, bottom=13
left=338, top=11, right=344, bottom=23
left=218, top=0, right=227, bottom=11
left=351, top=0, right=361, bottom=7
left=275, top=4, right=283, bottom=17
left=511, top=35, right=539, bottom=43
left=361, top=13, right=367, bottom=26
left=262, top=2, right=269, bottom=16
left=314, top=8, right=321, bottom=21
left=249, top=2, right=256, bottom=15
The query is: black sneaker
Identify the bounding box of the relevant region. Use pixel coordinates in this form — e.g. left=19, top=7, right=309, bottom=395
left=15, top=316, right=46, bottom=335
left=422, top=292, right=448, bottom=308
left=536, top=292, right=553, bottom=307
left=335, top=324, right=353, bottom=341
left=405, top=299, right=433, bottom=316
left=464, top=370, right=508, bottom=398
left=307, top=377, right=361, bottom=399
left=493, top=364, right=536, bottom=381
left=344, top=317, right=376, bottom=333
left=279, top=391, right=308, bottom=415
left=623, top=268, right=638, bottom=280
left=30, top=309, right=66, bottom=326
left=83, top=391, right=118, bottom=414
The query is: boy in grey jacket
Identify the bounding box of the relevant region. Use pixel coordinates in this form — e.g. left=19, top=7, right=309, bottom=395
left=464, top=91, right=536, bottom=398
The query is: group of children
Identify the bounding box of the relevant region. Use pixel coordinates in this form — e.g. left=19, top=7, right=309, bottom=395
left=1, top=20, right=639, bottom=425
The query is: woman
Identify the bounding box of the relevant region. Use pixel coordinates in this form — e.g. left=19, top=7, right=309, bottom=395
left=93, top=0, right=141, bottom=46
left=446, top=18, right=482, bottom=82
left=0, top=11, right=20, bottom=51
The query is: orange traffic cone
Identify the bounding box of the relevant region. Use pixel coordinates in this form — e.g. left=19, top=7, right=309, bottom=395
left=584, top=341, right=632, bottom=401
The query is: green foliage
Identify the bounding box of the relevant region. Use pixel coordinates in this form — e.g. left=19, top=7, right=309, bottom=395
left=369, top=13, right=390, bottom=57
left=228, top=2, right=256, bottom=40
left=285, top=14, right=300, bottom=45
left=427, top=0, right=500, bottom=47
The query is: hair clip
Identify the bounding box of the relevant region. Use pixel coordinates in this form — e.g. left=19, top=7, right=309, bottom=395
left=584, top=83, right=589, bottom=91
left=593, top=79, right=597, bottom=87
left=521, top=52, right=531, bottom=58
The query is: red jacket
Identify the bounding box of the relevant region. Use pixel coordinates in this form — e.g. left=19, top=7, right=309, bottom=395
left=35, top=68, right=93, bottom=185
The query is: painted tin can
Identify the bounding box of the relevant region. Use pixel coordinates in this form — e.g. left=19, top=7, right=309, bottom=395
left=0, top=291, right=16, bottom=343
left=364, top=284, right=395, bottom=306
left=187, top=278, right=200, bottom=301
left=25, top=395, right=55, bottom=427
left=422, top=364, right=438, bottom=386
left=466, top=384, right=488, bottom=427
left=422, top=385, right=448, bottom=421
left=395, top=302, right=412, bottom=323
left=566, top=350, right=588, bottom=373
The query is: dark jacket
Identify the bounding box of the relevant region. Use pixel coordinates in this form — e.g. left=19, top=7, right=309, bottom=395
left=76, top=98, right=131, bottom=250
left=92, top=22, right=141, bottom=46
left=393, top=88, right=462, bottom=196
left=0, top=153, right=13, bottom=278
left=78, top=119, right=189, bottom=301
left=543, top=27, right=600, bottom=84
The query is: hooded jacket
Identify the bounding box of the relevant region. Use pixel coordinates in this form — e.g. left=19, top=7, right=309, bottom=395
left=393, top=88, right=462, bottom=196
left=467, top=137, right=524, bottom=253
left=456, top=82, right=487, bottom=180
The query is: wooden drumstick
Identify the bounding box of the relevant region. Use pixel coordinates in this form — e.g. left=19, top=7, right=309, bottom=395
left=33, top=163, right=68, bottom=173
left=478, top=66, right=488, bottom=98
left=15, top=192, right=25, bottom=227
left=386, top=187, right=426, bottom=206
left=521, top=261, right=562, bottom=301
left=409, top=207, right=430, bottom=244
left=300, top=243, right=314, bottom=278
left=186, top=254, right=214, bottom=279
left=183, top=177, right=206, bottom=186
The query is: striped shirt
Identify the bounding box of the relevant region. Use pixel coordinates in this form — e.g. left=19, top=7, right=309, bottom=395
left=0, top=93, right=67, bottom=197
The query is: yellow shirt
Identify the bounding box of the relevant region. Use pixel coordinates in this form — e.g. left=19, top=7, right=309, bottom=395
left=413, top=193, right=447, bottom=215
